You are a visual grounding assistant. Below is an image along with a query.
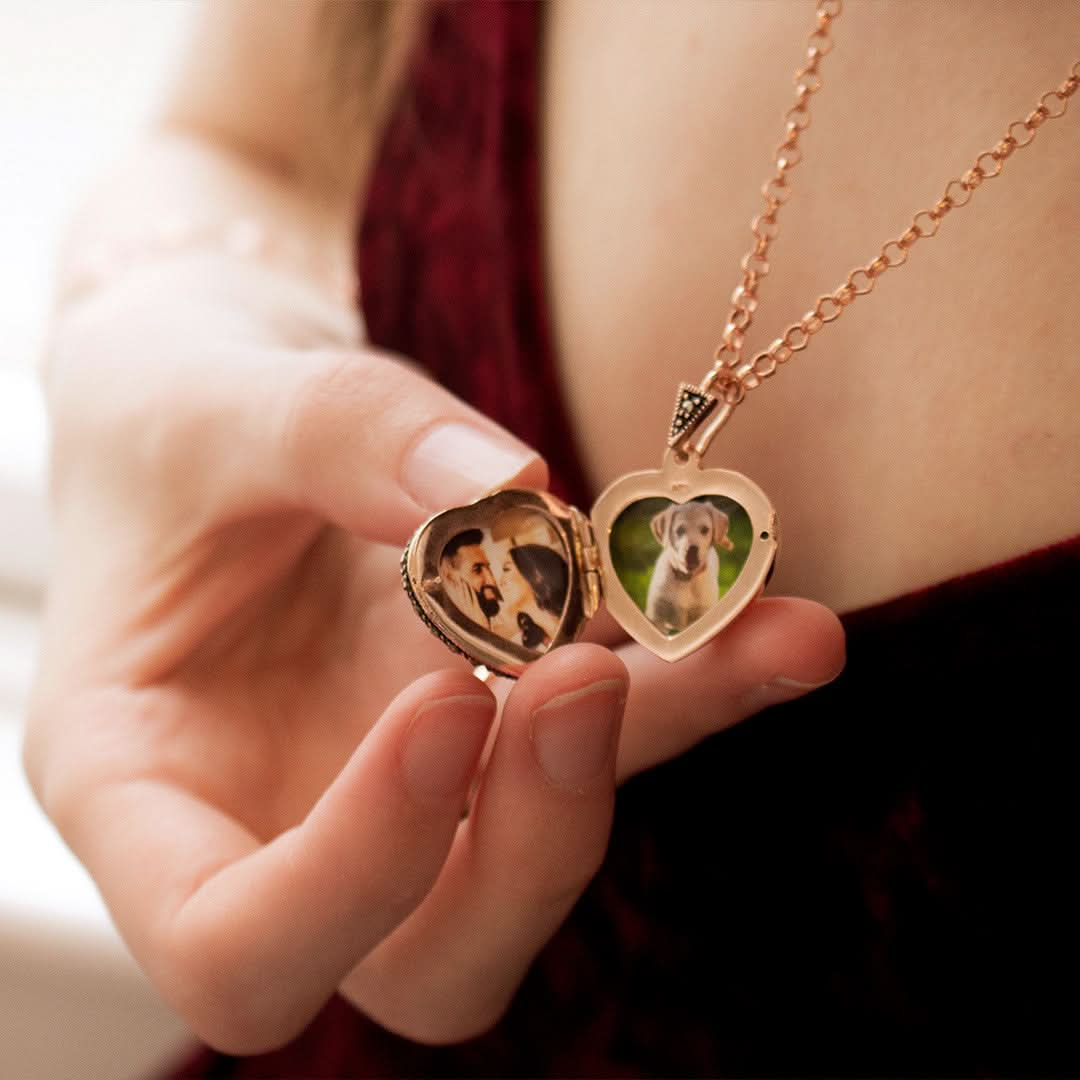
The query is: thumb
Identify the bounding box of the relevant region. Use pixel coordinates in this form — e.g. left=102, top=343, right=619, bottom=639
left=268, top=346, right=547, bottom=544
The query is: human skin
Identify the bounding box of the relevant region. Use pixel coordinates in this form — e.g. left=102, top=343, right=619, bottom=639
left=456, top=544, right=501, bottom=609
left=45, top=0, right=1080, bottom=1056
left=27, top=193, right=841, bottom=1052
left=544, top=0, right=1080, bottom=614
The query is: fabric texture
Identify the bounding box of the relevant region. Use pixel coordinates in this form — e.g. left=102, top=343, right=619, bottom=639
left=172, top=3, right=1080, bottom=1076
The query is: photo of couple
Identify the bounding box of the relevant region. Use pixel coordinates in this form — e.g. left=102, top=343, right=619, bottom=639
left=439, top=509, right=570, bottom=654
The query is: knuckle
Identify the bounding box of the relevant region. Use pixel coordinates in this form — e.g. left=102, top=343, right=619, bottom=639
left=389, top=1002, right=512, bottom=1048
left=500, top=815, right=613, bottom=912
left=21, top=725, right=306, bottom=1054
left=20, top=690, right=95, bottom=833
left=278, top=350, right=382, bottom=477
left=355, top=979, right=515, bottom=1048
left=154, top=927, right=310, bottom=1056
left=278, top=347, right=455, bottom=482
left=189, top=1000, right=306, bottom=1056
left=179, top=993, right=304, bottom=1056
left=20, top=686, right=166, bottom=838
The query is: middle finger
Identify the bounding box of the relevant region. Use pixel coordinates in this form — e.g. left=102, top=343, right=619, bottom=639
left=339, top=643, right=628, bottom=1045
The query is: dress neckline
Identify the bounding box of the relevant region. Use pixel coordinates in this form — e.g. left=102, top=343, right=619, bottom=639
left=837, top=530, right=1080, bottom=626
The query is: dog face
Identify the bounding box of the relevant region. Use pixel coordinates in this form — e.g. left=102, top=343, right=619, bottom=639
left=651, top=501, right=730, bottom=576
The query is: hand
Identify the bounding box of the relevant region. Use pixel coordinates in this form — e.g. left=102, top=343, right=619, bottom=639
left=25, top=256, right=844, bottom=1052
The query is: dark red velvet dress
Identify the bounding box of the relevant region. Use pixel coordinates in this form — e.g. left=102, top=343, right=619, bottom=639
left=173, top=4, right=1080, bottom=1076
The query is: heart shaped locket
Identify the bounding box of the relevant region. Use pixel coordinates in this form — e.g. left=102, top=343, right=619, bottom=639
left=403, top=386, right=779, bottom=676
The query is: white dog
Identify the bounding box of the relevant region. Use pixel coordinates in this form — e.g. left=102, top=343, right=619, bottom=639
left=645, top=500, right=735, bottom=634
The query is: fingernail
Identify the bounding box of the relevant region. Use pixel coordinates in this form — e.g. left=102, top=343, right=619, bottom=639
left=401, top=695, right=494, bottom=803
left=772, top=675, right=834, bottom=691
left=403, top=423, right=539, bottom=511
left=531, top=679, right=625, bottom=792
left=740, top=673, right=838, bottom=713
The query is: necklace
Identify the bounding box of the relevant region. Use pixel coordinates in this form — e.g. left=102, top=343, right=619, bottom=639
left=402, top=1, right=1079, bottom=678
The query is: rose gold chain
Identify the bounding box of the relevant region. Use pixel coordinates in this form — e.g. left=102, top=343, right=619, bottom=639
left=686, top=0, right=1079, bottom=455
left=715, top=0, right=842, bottom=363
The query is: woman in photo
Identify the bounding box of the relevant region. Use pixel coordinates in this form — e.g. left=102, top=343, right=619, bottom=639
left=492, top=541, right=570, bottom=651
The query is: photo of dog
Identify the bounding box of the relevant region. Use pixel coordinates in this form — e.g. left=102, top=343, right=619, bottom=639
left=609, top=495, right=751, bottom=637
left=438, top=511, right=569, bottom=654
left=645, top=501, right=735, bottom=634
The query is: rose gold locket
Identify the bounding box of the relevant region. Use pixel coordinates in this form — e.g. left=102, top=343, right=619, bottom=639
left=402, top=390, right=779, bottom=678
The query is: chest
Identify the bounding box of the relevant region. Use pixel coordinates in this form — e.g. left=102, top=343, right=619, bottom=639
left=539, top=0, right=1080, bottom=613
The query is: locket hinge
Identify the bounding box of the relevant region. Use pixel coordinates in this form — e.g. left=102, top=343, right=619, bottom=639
left=570, top=507, right=603, bottom=618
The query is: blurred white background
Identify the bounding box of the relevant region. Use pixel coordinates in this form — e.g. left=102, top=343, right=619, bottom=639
left=3, top=3, right=190, bottom=374
left=1, top=5, right=199, bottom=1078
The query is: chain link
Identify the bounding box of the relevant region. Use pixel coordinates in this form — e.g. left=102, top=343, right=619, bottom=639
left=716, top=0, right=841, bottom=363
left=703, top=13, right=1078, bottom=412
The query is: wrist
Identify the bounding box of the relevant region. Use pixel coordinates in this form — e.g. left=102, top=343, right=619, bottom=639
left=51, top=129, right=359, bottom=322
left=55, top=213, right=356, bottom=313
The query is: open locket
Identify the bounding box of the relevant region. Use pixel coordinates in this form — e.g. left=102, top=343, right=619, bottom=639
left=402, top=451, right=779, bottom=678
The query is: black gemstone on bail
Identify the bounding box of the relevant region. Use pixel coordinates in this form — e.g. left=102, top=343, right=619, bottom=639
left=667, top=384, right=717, bottom=447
